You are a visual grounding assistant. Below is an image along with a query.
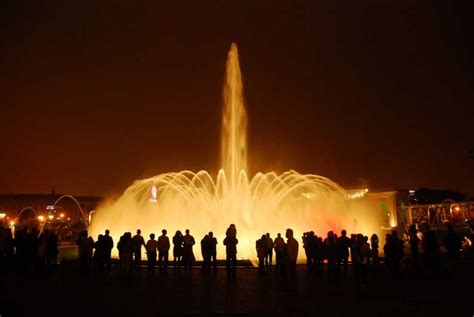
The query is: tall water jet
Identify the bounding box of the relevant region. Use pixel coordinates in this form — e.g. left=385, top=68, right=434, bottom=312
left=221, top=43, right=248, bottom=190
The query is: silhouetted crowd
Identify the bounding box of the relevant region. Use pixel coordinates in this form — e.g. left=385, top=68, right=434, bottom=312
left=1, top=221, right=473, bottom=283
left=0, top=226, right=58, bottom=273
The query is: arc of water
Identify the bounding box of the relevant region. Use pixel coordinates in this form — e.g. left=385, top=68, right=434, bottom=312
left=52, top=195, right=89, bottom=227
left=15, top=206, right=38, bottom=222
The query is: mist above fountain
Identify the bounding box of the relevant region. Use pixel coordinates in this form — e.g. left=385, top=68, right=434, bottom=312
left=90, top=43, right=377, bottom=260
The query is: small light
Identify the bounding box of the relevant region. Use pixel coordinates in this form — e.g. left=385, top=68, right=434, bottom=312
left=60, top=213, right=65, bottom=218
left=48, top=215, right=54, bottom=220
left=0, top=213, right=6, bottom=219
left=9, top=221, right=15, bottom=226
left=38, top=215, right=45, bottom=222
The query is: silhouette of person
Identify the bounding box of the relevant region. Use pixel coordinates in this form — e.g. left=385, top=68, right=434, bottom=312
left=324, top=231, right=337, bottom=281
left=224, top=226, right=238, bottom=278
left=4, top=228, right=14, bottom=266
left=157, top=229, right=170, bottom=273
left=172, top=230, right=184, bottom=269
left=15, top=228, right=27, bottom=270
left=37, top=229, right=49, bottom=272
left=370, top=234, right=379, bottom=266
left=226, top=224, right=237, bottom=239
left=182, top=229, right=195, bottom=270
left=303, top=231, right=316, bottom=273
left=336, top=229, right=351, bottom=278
left=132, top=229, right=145, bottom=271
left=285, top=228, right=299, bottom=277
left=359, top=234, right=370, bottom=284
left=273, top=233, right=286, bottom=272
left=422, top=226, right=439, bottom=272
left=25, top=227, right=39, bottom=273
left=103, top=229, right=114, bottom=271
left=201, top=234, right=210, bottom=271
left=385, top=230, right=403, bottom=277
left=45, top=229, right=58, bottom=267
left=256, top=234, right=267, bottom=272
left=407, top=225, right=419, bottom=270
left=444, top=224, right=462, bottom=273
left=208, top=232, right=218, bottom=271
left=383, top=233, right=392, bottom=269
left=265, top=233, right=274, bottom=267
left=118, top=232, right=133, bottom=275
left=77, top=230, right=94, bottom=273
left=145, top=233, right=158, bottom=274
left=93, top=234, right=105, bottom=272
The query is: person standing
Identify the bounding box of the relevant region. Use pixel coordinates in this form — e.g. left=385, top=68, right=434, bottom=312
left=132, top=229, right=145, bottom=271
left=370, top=234, right=379, bottom=267
left=103, top=229, right=114, bottom=272
left=265, top=233, right=274, bottom=268
left=182, top=229, right=195, bottom=270
left=201, top=234, right=210, bottom=271
left=256, top=235, right=267, bottom=272
left=208, top=232, right=218, bottom=271
left=444, top=224, right=462, bottom=273
left=223, top=227, right=238, bottom=279
left=157, top=229, right=170, bottom=273
left=45, top=229, right=58, bottom=267
left=285, top=228, right=299, bottom=276
left=273, top=233, right=286, bottom=272
left=172, top=230, right=184, bottom=269
left=324, top=231, right=337, bottom=281
left=118, top=232, right=133, bottom=275
left=77, top=230, right=94, bottom=273
left=145, top=233, right=158, bottom=274
left=386, top=230, right=403, bottom=277
left=407, top=225, right=419, bottom=271
left=337, top=229, right=351, bottom=278
left=93, top=234, right=105, bottom=272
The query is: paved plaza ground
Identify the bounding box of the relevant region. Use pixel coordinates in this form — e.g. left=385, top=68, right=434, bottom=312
left=0, top=261, right=471, bottom=317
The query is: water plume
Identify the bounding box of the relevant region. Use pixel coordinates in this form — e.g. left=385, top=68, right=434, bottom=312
left=90, top=43, right=379, bottom=261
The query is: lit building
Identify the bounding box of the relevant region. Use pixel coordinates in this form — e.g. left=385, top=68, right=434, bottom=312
left=0, top=194, right=102, bottom=227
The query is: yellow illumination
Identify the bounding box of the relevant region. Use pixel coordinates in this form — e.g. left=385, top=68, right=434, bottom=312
left=88, top=44, right=383, bottom=262
left=48, top=215, right=54, bottom=220
left=0, top=213, right=6, bottom=219
left=38, top=215, right=45, bottom=222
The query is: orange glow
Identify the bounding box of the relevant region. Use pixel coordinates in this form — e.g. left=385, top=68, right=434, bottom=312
left=90, top=43, right=381, bottom=262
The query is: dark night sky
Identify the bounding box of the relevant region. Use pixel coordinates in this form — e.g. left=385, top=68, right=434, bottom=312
left=1, top=1, right=473, bottom=197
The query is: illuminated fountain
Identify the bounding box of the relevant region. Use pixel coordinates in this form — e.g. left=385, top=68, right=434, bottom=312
left=90, top=43, right=380, bottom=261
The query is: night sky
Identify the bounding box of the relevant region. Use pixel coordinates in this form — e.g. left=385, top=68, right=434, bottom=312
left=1, top=1, right=473, bottom=197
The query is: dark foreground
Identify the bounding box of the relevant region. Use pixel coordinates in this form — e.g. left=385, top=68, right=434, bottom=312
left=0, top=262, right=471, bottom=317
